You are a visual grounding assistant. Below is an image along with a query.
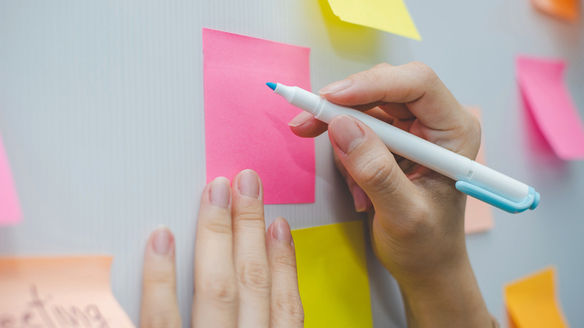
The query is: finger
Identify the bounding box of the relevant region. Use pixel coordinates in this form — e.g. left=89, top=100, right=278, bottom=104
left=333, top=151, right=373, bottom=213
left=288, top=100, right=402, bottom=139
left=365, top=107, right=396, bottom=124
left=289, top=112, right=328, bottom=138
left=266, top=218, right=304, bottom=328
left=232, top=169, right=271, bottom=327
left=378, top=103, right=415, bottom=120
left=328, top=115, right=423, bottom=217
left=140, top=227, right=182, bottom=328
left=320, top=62, right=471, bottom=133
left=193, top=177, right=238, bottom=328
left=347, top=174, right=373, bottom=212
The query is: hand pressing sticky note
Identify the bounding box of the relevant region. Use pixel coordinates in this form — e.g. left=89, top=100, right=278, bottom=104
left=464, top=107, right=494, bottom=234
left=530, top=0, right=579, bottom=22
left=505, top=267, right=570, bottom=328
left=203, top=28, right=315, bottom=204
left=517, top=56, right=584, bottom=160
left=292, top=220, right=373, bottom=328
left=326, top=0, right=421, bottom=40
left=0, top=131, right=22, bottom=226
left=0, top=256, right=135, bottom=328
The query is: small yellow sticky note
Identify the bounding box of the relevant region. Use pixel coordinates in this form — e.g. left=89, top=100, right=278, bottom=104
left=505, top=266, right=570, bottom=328
left=292, top=220, right=372, bottom=328
left=326, top=0, right=421, bottom=40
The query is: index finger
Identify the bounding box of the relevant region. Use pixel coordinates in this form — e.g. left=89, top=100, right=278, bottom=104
left=320, top=62, right=468, bottom=132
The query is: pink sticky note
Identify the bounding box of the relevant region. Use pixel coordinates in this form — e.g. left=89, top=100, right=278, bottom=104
left=0, top=132, right=22, bottom=225
left=203, top=29, right=315, bottom=204
left=517, top=56, right=584, bottom=160
left=464, top=107, right=494, bottom=234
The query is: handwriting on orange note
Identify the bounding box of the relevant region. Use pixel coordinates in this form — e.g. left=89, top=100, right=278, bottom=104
left=0, top=256, right=135, bottom=328
left=0, top=285, right=111, bottom=328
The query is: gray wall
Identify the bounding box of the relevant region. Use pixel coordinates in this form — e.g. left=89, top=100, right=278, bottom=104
left=0, top=1, right=582, bottom=327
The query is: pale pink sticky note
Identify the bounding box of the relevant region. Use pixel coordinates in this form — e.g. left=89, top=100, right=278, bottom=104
left=203, top=28, right=315, bottom=204
left=0, top=256, right=135, bottom=327
left=464, top=107, right=494, bottom=234
left=0, top=132, right=22, bottom=226
left=517, top=56, right=584, bottom=160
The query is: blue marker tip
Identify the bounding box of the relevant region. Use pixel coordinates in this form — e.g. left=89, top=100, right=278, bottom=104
left=266, top=82, right=277, bottom=91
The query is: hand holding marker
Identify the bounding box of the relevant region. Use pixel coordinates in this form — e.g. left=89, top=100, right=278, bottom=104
left=267, top=82, right=539, bottom=213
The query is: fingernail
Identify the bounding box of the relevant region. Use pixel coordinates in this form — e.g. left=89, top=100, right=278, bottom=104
left=273, top=217, right=292, bottom=245
left=351, top=184, right=368, bottom=212
left=288, top=111, right=314, bottom=127
left=238, top=170, right=260, bottom=198
left=210, top=177, right=230, bottom=208
left=330, top=115, right=364, bottom=154
left=319, top=79, right=352, bottom=94
left=152, top=226, right=172, bottom=255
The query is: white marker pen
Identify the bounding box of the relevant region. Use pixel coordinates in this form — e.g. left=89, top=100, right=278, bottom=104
left=267, top=82, right=539, bottom=213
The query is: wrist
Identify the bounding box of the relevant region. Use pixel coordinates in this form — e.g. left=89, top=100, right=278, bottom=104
left=398, top=253, right=492, bottom=328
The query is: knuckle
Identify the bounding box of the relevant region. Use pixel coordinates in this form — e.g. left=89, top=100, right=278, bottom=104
left=273, top=253, right=297, bottom=272
left=274, top=291, right=305, bottom=324
left=410, top=61, right=439, bottom=87
left=390, top=202, right=433, bottom=240
left=238, top=259, right=271, bottom=292
left=141, top=315, right=181, bottom=328
left=199, top=275, right=238, bottom=305
left=466, top=114, right=482, bottom=157
left=143, top=270, right=175, bottom=289
left=203, top=218, right=232, bottom=234
left=234, top=204, right=264, bottom=226
left=373, top=62, right=392, bottom=70
left=234, top=211, right=265, bottom=229
left=355, top=154, right=399, bottom=194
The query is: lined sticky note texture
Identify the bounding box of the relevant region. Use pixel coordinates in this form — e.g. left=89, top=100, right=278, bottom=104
left=203, top=28, right=315, bottom=204
left=0, top=256, right=135, bottom=327
left=0, top=132, right=22, bottom=226
left=326, top=0, right=421, bottom=40
left=292, top=220, right=373, bottom=328
left=505, top=267, right=569, bottom=328
left=530, top=0, right=579, bottom=22
left=464, top=107, right=494, bottom=234
left=517, top=56, right=584, bottom=160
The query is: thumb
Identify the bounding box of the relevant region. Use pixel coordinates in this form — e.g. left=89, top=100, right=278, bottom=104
left=328, top=115, right=421, bottom=214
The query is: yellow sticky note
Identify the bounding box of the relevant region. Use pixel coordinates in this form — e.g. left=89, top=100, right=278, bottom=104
left=292, top=220, right=373, bottom=328
left=464, top=106, right=494, bottom=234
left=326, top=0, right=421, bottom=40
left=504, top=266, right=570, bottom=328
left=0, top=256, right=135, bottom=328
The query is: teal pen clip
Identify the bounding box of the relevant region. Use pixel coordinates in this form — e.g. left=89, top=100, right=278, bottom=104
left=456, top=181, right=540, bottom=214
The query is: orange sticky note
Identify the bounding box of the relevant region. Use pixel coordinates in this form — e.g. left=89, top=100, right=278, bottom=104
left=505, top=267, right=570, bottom=328
left=0, top=256, right=135, bottom=328
left=530, top=0, right=579, bottom=22
left=464, top=107, right=494, bottom=234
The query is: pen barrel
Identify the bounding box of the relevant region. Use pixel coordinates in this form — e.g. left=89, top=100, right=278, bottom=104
left=316, top=100, right=472, bottom=180
left=284, top=89, right=530, bottom=202
left=284, top=85, right=530, bottom=202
